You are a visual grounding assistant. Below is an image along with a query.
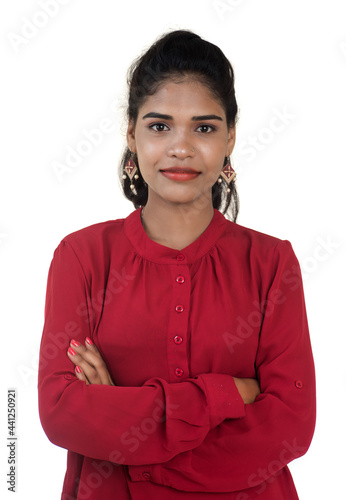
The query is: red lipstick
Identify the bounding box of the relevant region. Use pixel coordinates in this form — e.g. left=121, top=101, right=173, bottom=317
left=160, top=166, right=201, bottom=181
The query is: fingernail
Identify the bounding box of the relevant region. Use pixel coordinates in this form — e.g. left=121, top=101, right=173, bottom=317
left=68, top=347, right=76, bottom=356
left=75, top=366, right=82, bottom=374
left=85, top=337, right=93, bottom=346
left=70, top=339, right=80, bottom=347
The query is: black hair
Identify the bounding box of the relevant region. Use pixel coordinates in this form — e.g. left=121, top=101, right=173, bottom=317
left=118, top=29, right=239, bottom=221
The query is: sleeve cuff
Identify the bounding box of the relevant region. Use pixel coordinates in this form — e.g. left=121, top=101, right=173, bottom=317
left=199, top=373, right=246, bottom=428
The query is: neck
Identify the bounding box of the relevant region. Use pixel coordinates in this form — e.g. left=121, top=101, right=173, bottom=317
left=140, top=200, right=215, bottom=251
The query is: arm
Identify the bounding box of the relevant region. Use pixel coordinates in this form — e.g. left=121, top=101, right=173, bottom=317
left=66, top=338, right=261, bottom=405
left=127, top=240, right=316, bottom=492
left=233, top=377, right=261, bottom=404
left=38, top=240, right=245, bottom=465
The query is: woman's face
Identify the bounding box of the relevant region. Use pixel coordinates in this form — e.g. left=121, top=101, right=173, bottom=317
left=127, top=78, right=236, bottom=208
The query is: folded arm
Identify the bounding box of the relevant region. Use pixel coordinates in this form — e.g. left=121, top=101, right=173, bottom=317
left=38, top=240, right=246, bottom=465
left=127, top=240, right=316, bottom=492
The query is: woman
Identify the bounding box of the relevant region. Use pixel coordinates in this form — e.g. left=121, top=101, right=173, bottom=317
left=38, top=29, right=316, bottom=499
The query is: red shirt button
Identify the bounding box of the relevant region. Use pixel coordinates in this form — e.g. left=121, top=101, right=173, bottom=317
left=176, top=254, right=185, bottom=261
left=174, top=335, right=183, bottom=344
left=64, top=373, right=73, bottom=380
left=295, top=380, right=303, bottom=389
left=176, top=275, right=185, bottom=284
left=142, top=472, right=151, bottom=480
left=175, top=368, right=184, bottom=377
left=175, top=304, right=184, bottom=313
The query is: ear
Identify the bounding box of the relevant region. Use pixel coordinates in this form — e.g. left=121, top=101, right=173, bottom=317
left=226, top=126, right=236, bottom=157
left=126, top=119, right=136, bottom=153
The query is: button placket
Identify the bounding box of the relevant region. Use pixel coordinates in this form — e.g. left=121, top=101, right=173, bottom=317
left=166, top=262, right=190, bottom=382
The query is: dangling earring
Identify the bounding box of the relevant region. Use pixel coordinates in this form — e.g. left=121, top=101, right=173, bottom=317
left=217, top=157, right=236, bottom=193
left=122, top=151, right=139, bottom=191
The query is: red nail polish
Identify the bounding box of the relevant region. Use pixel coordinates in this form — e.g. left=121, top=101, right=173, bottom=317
left=68, top=347, right=76, bottom=356
left=85, top=337, right=94, bottom=346
left=71, top=339, right=80, bottom=347
left=75, top=366, right=82, bottom=374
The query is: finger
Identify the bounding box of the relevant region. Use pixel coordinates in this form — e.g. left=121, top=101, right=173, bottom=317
left=67, top=347, right=96, bottom=379
left=68, top=339, right=115, bottom=386
left=85, top=336, right=96, bottom=349
left=74, top=365, right=90, bottom=385
left=83, top=339, right=115, bottom=385
left=67, top=346, right=81, bottom=366
left=67, top=342, right=110, bottom=385
left=70, top=339, right=101, bottom=364
left=69, top=341, right=101, bottom=368
left=84, top=337, right=103, bottom=359
left=82, top=339, right=115, bottom=385
left=67, top=348, right=101, bottom=384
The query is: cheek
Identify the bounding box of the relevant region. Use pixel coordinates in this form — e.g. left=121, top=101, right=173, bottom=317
left=203, top=146, right=225, bottom=170
left=206, top=170, right=222, bottom=187
left=136, top=140, right=162, bottom=166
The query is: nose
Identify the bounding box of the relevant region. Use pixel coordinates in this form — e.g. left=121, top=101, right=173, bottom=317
left=167, top=135, right=196, bottom=160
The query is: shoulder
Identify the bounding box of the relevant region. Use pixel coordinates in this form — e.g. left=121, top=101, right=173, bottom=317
left=219, top=217, right=297, bottom=271
left=62, top=218, right=124, bottom=245
left=53, top=217, right=126, bottom=264
left=223, top=218, right=292, bottom=251
left=218, top=218, right=301, bottom=292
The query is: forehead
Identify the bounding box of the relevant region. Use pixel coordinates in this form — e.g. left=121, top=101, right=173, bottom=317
left=141, top=78, right=224, bottom=114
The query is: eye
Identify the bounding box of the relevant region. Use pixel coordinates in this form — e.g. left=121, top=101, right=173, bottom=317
left=197, top=124, right=216, bottom=133
left=148, top=123, right=169, bottom=132
left=148, top=123, right=216, bottom=133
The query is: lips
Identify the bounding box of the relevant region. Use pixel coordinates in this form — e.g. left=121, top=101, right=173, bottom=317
left=160, top=167, right=200, bottom=174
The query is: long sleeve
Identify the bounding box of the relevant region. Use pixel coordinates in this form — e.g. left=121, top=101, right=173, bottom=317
left=38, top=239, right=245, bottom=466
left=127, top=240, right=316, bottom=492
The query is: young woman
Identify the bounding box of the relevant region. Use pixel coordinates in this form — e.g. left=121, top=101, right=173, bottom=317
left=38, top=29, right=316, bottom=499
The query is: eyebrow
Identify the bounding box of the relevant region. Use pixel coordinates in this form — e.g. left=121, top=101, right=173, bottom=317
left=142, top=112, right=223, bottom=121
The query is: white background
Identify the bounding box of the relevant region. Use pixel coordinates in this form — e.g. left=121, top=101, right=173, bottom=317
left=1, top=0, right=345, bottom=498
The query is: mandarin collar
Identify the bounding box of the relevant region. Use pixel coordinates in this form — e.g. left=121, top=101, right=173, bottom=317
left=124, top=207, right=227, bottom=264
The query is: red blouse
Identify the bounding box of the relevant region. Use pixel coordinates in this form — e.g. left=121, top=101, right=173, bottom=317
left=38, top=207, right=316, bottom=499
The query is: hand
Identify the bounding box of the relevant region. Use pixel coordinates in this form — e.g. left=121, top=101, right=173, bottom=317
left=233, top=377, right=261, bottom=404
left=67, top=337, right=115, bottom=386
